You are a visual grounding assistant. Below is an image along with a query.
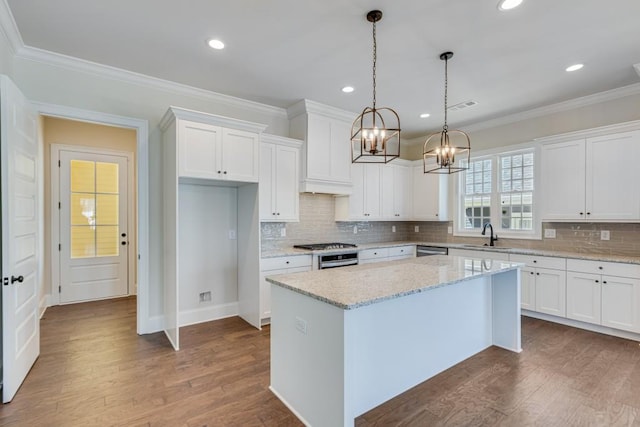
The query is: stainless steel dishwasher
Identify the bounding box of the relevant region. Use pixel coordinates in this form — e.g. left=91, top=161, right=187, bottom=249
left=416, top=245, right=448, bottom=257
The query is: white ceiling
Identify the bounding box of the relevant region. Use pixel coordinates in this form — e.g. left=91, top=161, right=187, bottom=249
left=6, top=0, right=640, bottom=138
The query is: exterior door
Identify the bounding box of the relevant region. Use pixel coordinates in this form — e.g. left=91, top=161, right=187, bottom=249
left=1, top=75, right=40, bottom=403
left=58, top=150, right=128, bottom=303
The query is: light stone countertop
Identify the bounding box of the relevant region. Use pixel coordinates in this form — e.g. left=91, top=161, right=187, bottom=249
left=261, top=241, right=640, bottom=265
left=266, top=255, right=521, bottom=310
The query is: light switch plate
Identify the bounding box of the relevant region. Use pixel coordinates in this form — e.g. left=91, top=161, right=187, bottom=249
left=353, top=225, right=358, bottom=234
left=601, top=230, right=610, bottom=241
left=414, top=226, right=420, bottom=233
left=544, top=229, right=556, bottom=238
left=392, top=225, right=396, bottom=233
left=228, top=229, right=237, bottom=240
left=280, top=227, right=286, bottom=237
left=447, top=226, right=453, bottom=234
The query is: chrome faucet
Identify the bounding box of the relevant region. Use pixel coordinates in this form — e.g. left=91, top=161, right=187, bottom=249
left=481, top=222, right=498, bottom=246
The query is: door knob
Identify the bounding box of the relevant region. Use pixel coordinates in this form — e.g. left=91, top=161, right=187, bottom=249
left=121, top=241, right=127, bottom=246
left=121, top=233, right=127, bottom=237
left=11, top=275, right=24, bottom=284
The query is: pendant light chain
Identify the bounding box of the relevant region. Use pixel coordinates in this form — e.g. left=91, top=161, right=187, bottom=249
left=372, top=18, right=377, bottom=110
left=443, top=56, right=448, bottom=132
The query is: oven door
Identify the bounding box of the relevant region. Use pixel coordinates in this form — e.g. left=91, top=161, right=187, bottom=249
left=318, top=252, right=359, bottom=269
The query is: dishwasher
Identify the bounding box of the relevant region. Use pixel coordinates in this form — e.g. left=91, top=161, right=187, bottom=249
left=416, top=245, right=448, bottom=257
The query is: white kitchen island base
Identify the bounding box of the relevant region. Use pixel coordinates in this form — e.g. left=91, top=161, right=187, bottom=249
left=269, top=260, right=521, bottom=427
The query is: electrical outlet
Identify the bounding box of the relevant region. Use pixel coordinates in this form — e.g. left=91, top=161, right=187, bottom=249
left=544, top=229, right=556, bottom=238
left=199, top=291, right=212, bottom=303
left=228, top=229, right=237, bottom=240
left=280, top=227, right=286, bottom=237
left=447, top=226, right=453, bottom=234
left=392, top=225, right=396, bottom=233
left=601, top=230, right=610, bottom=241
left=295, top=316, right=307, bottom=335
left=414, top=225, right=420, bottom=233
left=353, top=225, right=358, bottom=234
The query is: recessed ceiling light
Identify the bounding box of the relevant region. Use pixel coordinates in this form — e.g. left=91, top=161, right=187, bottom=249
left=566, top=63, right=584, bottom=72
left=497, top=0, right=523, bottom=11
left=342, top=86, right=354, bottom=93
left=420, top=113, right=431, bottom=118
left=207, top=39, right=225, bottom=50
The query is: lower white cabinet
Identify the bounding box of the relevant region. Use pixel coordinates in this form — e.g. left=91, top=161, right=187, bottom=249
left=510, top=254, right=566, bottom=316
left=359, top=246, right=415, bottom=264
left=260, top=255, right=312, bottom=322
left=566, top=259, right=640, bottom=333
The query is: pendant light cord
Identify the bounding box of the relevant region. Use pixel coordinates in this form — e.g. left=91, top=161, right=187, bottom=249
left=443, top=56, right=448, bottom=132
left=372, top=18, right=377, bottom=110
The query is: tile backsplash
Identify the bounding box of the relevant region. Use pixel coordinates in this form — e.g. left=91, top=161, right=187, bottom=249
left=261, top=193, right=640, bottom=257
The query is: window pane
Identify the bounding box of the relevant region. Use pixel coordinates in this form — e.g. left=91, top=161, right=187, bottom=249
left=71, top=194, right=95, bottom=226
left=70, top=160, right=95, bottom=193
left=97, top=226, right=119, bottom=257
left=498, top=151, right=535, bottom=231
left=96, top=194, right=119, bottom=225
left=71, top=226, right=96, bottom=258
left=96, top=162, right=119, bottom=194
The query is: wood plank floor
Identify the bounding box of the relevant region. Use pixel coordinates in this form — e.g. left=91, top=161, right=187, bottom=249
left=1, top=297, right=640, bottom=426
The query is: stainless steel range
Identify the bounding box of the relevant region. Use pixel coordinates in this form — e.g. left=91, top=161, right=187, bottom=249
left=293, top=243, right=359, bottom=269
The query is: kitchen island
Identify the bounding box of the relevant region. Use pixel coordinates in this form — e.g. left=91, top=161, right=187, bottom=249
left=267, top=255, right=522, bottom=427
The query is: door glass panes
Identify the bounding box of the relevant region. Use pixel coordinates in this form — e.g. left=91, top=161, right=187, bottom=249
left=463, top=159, right=492, bottom=229
left=500, top=151, right=534, bottom=230
left=70, top=160, right=120, bottom=258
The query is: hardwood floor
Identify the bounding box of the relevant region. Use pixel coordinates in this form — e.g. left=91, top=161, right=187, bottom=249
left=2, top=298, right=640, bottom=426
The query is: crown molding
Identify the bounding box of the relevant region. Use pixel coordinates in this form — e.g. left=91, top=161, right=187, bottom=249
left=260, top=133, right=303, bottom=148
left=533, top=119, right=640, bottom=144
left=463, top=82, right=640, bottom=133
left=159, top=106, right=268, bottom=133
left=0, top=0, right=23, bottom=54
left=286, top=99, right=356, bottom=122
left=13, top=44, right=288, bottom=119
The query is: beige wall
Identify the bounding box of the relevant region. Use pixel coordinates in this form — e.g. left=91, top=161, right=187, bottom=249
left=42, top=116, right=137, bottom=298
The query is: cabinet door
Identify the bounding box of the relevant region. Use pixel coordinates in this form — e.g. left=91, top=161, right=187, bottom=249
left=535, top=267, right=566, bottom=317
left=393, top=165, right=412, bottom=219
left=586, top=131, right=640, bottom=220
left=178, top=120, right=221, bottom=179
left=274, top=145, right=299, bottom=221
left=346, top=163, right=366, bottom=220
left=329, top=118, right=353, bottom=186
left=412, top=163, right=447, bottom=221
left=259, top=143, right=276, bottom=220
left=540, top=139, right=585, bottom=220
left=520, top=267, right=536, bottom=310
left=601, top=275, right=640, bottom=333
left=566, top=272, right=601, bottom=325
left=363, top=164, right=382, bottom=218
left=222, top=128, right=259, bottom=182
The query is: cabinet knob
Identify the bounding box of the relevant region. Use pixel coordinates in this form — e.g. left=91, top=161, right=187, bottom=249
left=579, top=212, right=584, bottom=215
left=533, top=260, right=537, bottom=263
left=595, top=279, right=599, bottom=283
left=217, top=170, right=221, bottom=174
left=435, top=213, right=439, bottom=217
left=224, top=171, right=227, bottom=174
left=272, top=212, right=276, bottom=215
left=286, top=261, right=290, bottom=264
left=536, top=272, right=540, bottom=276
left=374, top=252, right=377, bottom=255
left=586, top=212, right=591, bottom=215
left=598, top=266, right=603, bottom=270
left=530, top=272, right=534, bottom=275
left=603, top=281, right=607, bottom=284
left=277, top=213, right=280, bottom=216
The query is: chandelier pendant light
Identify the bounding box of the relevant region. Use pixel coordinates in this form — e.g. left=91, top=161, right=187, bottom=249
left=423, top=51, right=471, bottom=174
left=351, top=10, right=401, bottom=164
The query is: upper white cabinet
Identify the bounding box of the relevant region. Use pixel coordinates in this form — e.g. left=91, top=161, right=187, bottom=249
left=381, top=162, right=413, bottom=220
left=411, top=160, right=448, bottom=221
left=335, top=163, right=382, bottom=220
left=260, top=134, right=302, bottom=222
left=163, top=107, right=264, bottom=183
left=288, top=100, right=353, bottom=195
left=540, top=129, right=640, bottom=221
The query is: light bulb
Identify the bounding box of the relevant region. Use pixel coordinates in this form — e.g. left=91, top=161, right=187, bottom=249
left=373, top=127, right=379, bottom=136
left=380, top=130, right=386, bottom=138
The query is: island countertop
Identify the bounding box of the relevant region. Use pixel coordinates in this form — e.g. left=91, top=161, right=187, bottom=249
left=266, top=254, right=522, bottom=310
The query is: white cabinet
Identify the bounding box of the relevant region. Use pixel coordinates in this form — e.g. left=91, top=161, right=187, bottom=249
left=509, top=254, right=566, bottom=316
left=411, top=160, right=448, bottom=221
left=288, top=100, right=352, bottom=195
left=540, top=130, right=640, bottom=221
left=566, top=259, right=640, bottom=333
left=381, top=162, right=413, bottom=220
left=260, top=255, right=313, bottom=322
left=177, top=119, right=260, bottom=182
left=359, top=245, right=415, bottom=264
left=335, top=163, right=382, bottom=220
left=260, top=135, right=302, bottom=222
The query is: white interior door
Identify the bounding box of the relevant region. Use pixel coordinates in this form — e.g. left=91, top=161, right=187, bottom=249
left=58, top=150, right=128, bottom=303
left=1, top=75, right=40, bottom=403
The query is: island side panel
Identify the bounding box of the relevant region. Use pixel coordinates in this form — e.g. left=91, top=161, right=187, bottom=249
left=270, top=284, right=347, bottom=427
left=491, top=268, right=522, bottom=352
left=344, top=275, right=494, bottom=420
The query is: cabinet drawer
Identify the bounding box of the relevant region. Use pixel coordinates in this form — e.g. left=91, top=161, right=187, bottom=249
left=509, top=254, right=566, bottom=270
left=388, top=246, right=415, bottom=257
left=566, top=258, right=640, bottom=278
left=359, top=248, right=390, bottom=261
left=261, top=255, right=312, bottom=271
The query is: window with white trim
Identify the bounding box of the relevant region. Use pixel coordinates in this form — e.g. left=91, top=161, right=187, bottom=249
left=457, top=148, right=538, bottom=238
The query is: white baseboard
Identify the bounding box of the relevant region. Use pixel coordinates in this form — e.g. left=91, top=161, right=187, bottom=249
left=269, top=386, right=312, bottom=427
left=39, top=295, right=48, bottom=319
left=179, top=302, right=239, bottom=327
left=522, top=310, right=640, bottom=342
left=147, top=315, right=164, bottom=333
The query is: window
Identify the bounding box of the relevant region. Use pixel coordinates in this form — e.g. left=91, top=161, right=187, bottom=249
left=457, top=148, right=538, bottom=238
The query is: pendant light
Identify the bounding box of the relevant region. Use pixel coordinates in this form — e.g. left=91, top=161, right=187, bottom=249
left=351, top=10, right=401, bottom=163
left=423, top=52, right=471, bottom=174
